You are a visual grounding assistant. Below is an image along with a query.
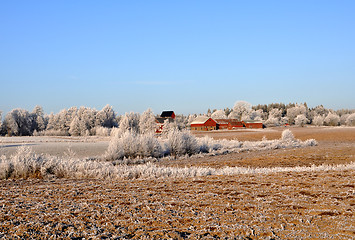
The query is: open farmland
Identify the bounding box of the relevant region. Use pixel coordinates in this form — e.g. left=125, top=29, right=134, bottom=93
left=0, top=127, right=354, bottom=239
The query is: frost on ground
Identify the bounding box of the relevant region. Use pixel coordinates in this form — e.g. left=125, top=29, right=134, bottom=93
left=0, top=127, right=354, bottom=239
left=0, top=129, right=325, bottom=180
left=1, top=171, right=354, bottom=239
left=0, top=129, right=338, bottom=181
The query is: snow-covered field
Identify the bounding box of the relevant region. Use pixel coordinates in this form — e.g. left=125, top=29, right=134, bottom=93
left=0, top=136, right=110, bottom=158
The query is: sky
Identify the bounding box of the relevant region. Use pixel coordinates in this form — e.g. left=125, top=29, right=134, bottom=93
left=1, top=1, right=355, bottom=116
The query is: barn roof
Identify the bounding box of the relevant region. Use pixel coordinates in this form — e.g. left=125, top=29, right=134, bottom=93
left=160, top=111, right=175, bottom=118
left=244, top=120, right=263, bottom=123
left=214, top=119, right=242, bottom=124
left=214, top=119, right=231, bottom=124
left=190, top=116, right=212, bottom=124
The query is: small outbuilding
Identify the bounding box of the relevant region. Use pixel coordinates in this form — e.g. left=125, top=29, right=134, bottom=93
left=190, top=116, right=217, bottom=131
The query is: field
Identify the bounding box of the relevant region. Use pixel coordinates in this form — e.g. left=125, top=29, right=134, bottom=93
left=0, top=127, right=354, bottom=239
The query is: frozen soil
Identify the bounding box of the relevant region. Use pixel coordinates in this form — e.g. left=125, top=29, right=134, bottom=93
left=0, top=127, right=354, bottom=239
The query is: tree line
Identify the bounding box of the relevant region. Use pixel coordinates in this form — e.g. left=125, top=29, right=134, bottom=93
left=0, top=105, right=189, bottom=137
left=207, top=101, right=355, bottom=127
left=1, top=101, right=355, bottom=136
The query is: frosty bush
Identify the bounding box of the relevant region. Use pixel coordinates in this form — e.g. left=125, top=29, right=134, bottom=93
left=105, top=131, right=163, bottom=160
left=104, top=128, right=316, bottom=162
left=294, top=114, right=309, bottom=127
left=94, top=126, right=111, bottom=136
left=2, top=144, right=352, bottom=181
left=346, top=113, right=355, bottom=126
left=281, top=129, right=295, bottom=142
left=312, top=115, right=325, bottom=126
left=166, top=129, right=199, bottom=156
left=324, top=112, right=340, bottom=126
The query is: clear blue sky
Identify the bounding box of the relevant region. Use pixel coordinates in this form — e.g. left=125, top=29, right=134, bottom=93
left=1, top=1, right=354, bottom=116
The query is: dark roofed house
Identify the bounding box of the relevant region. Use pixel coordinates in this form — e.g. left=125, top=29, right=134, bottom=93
left=160, top=111, right=175, bottom=119
left=156, top=111, right=176, bottom=133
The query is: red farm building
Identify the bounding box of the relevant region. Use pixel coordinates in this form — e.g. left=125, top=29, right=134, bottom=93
left=155, top=111, right=175, bottom=133
left=191, top=117, right=264, bottom=131
left=214, top=119, right=244, bottom=130
left=243, top=120, right=264, bottom=129
left=190, top=116, right=217, bottom=131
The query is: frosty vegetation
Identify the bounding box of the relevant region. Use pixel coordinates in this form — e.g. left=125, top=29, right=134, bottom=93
left=208, top=101, right=355, bottom=128
left=1, top=142, right=353, bottom=180
left=104, top=129, right=317, bottom=161
left=1, top=101, right=354, bottom=137
left=0, top=129, right=325, bottom=180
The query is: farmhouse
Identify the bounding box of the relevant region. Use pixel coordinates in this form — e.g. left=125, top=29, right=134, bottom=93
left=155, top=111, right=175, bottom=133
left=190, top=116, right=217, bottom=131
left=160, top=111, right=175, bottom=119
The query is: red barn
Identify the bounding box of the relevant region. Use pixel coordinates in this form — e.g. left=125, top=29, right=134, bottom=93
left=243, top=120, right=264, bottom=129
left=227, top=119, right=244, bottom=129
left=214, top=119, right=244, bottom=130
left=190, top=116, right=217, bottom=131
left=214, top=119, right=230, bottom=130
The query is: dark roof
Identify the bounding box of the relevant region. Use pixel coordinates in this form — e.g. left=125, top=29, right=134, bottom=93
left=160, top=111, right=175, bottom=118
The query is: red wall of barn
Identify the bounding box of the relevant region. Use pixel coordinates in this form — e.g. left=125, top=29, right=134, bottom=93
left=191, top=118, right=217, bottom=127
left=245, top=123, right=263, bottom=128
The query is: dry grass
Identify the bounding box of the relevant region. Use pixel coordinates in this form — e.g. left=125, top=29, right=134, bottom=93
left=0, top=127, right=354, bottom=239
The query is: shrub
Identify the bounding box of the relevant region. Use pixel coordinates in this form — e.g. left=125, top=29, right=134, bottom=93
left=166, top=129, right=199, bottom=156
left=346, top=113, right=355, bottom=126
left=281, top=129, right=295, bottom=142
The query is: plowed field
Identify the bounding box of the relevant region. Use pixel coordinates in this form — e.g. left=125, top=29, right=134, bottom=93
left=1, top=127, right=354, bottom=239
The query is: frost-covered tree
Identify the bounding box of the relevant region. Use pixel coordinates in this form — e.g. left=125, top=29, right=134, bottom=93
left=31, top=105, right=46, bottom=132
left=119, top=112, right=140, bottom=134
left=77, top=107, right=97, bottom=135
left=224, top=108, right=232, bottom=117
left=139, top=108, right=157, bottom=134
left=324, top=112, right=340, bottom=126
left=46, top=113, right=57, bottom=131
left=96, top=105, right=117, bottom=128
left=243, top=109, right=263, bottom=121
left=211, top=109, right=227, bottom=119
left=174, top=114, right=188, bottom=130
left=339, top=114, right=350, bottom=126
left=265, top=109, right=283, bottom=127
left=309, top=105, right=328, bottom=123
left=286, top=104, right=308, bottom=125
left=161, top=119, right=178, bottom=136
left=187, top=114, right=197, bottom=125
left=346, top=113, right=355, bottom=126
left=294, top=114, right=309, bottom=127
left=229, top=101, right=252, bottom=120
left=69, top=116, right=81, bottom=136
left=5, top=109, right=32, bottom=136
left=312, top=115, right=325, bottom=126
